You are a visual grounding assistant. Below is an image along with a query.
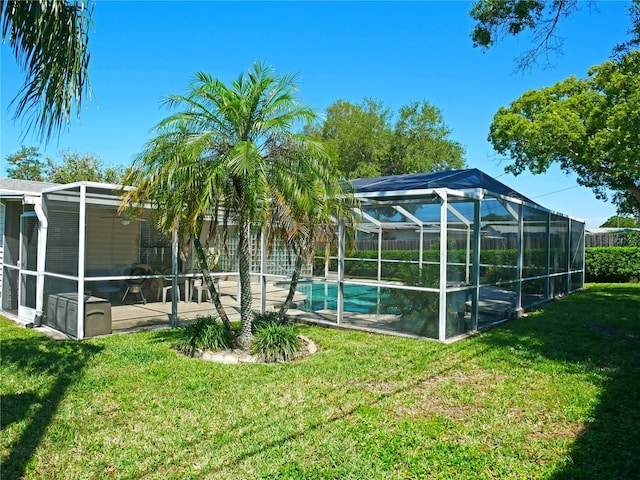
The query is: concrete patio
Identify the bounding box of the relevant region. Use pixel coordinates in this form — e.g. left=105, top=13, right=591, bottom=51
left=110, top=279, right=308, bottom=333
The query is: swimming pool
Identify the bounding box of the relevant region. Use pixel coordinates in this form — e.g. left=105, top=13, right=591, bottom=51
left=277, top=280, right=392, bottom=314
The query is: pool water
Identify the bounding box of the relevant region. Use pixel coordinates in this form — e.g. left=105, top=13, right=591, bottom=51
left=277, top=280, right=391, bottom=314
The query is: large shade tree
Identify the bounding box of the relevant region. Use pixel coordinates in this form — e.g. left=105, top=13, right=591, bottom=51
left=470, top=0, right=640, bottom=69
left=306, top=98, right=465, bottom=179
left=307, top=98, right=392, bottom=178
left=121, top=63, right=355, bottom=348
left=1, top=0, right=93, bottom=141
left=488, top=51, right=640, bottom=214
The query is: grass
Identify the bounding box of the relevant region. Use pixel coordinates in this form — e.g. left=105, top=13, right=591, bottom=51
left=2, top=283, right=639, bottom=479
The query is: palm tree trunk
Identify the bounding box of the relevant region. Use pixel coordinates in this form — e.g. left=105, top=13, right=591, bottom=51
left=236, top=208, right=254, bottom=349
left=279, top=251, right=304, bottom=319
left=193, top=237, right=232, bottom=332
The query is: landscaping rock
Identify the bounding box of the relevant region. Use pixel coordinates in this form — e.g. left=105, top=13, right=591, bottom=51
left=191, top=336, right=319, bottom=364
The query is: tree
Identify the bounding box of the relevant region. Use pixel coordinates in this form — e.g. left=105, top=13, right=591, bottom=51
left=307, top=98, right=465, bottom=179
left=306, top=98, right=391, bottom=178
left=389, top=101, right=466, bottom=175
left=470, top=0, right=640, bottom=69
left=600, top=215, right=639, bottom=228
left=488, top=51, right=640, bottom=214
left=1, top=0, right=93, bottom=141
left=5, top=145, right=46, bottom=181
left=4, top=146, right=126, bottom=184
left=264, top=139, right=357, bottom=319
left=121, top=63, right=354, bottom=349
left=47, top=150, right=126, bottom=184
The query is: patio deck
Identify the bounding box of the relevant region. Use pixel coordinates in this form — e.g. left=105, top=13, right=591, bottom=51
left=110, top=279, right=308, bottom=333
left=109, top=279, right=408, bottom=337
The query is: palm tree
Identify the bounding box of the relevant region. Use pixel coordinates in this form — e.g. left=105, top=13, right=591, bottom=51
left=264, top=138, right=358, bottom=318
left=122, top=62, right=351, bottom=348
left=2, top=0, right=93, bottom=141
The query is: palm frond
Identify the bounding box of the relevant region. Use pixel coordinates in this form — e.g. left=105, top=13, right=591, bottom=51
left=2, top=0, right=92, bottom=141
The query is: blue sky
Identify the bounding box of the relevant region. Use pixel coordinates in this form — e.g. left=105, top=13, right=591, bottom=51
left=0, top=1, right=633, bottom=226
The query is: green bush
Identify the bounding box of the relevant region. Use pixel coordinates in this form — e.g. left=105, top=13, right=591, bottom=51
left=622, top=231, right=640, bottom=247
left=251, top=323, right=301, bottom=363
left=176, top=316, right=234, bottom=356
left=317, top=246, right=640, bottom=288
left=252, top=311, right=288, bottom=333
left=585, top=247, right=640, bottom=283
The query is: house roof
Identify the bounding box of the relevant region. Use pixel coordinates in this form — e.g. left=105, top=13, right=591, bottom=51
left=351, top=168, right=539, bottom=206
left=0, top=178, right=59, bottom=196
left=586, top=227, right=640, bottom=234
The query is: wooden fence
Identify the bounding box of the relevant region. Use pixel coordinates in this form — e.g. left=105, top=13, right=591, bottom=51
left=585, top=233, right=636, bottom=247
left=358, top=233, right=637, bottom=250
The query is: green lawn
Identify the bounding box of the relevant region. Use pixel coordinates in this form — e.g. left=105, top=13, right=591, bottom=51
left=2, top=283, right=639, bottom=479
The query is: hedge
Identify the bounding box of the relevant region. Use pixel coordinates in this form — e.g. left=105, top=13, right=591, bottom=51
left=317, top=247, right=640, bottom=284
left=585, top=247, right=640, bottom=283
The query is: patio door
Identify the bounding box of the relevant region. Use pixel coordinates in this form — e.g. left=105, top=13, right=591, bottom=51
left=18, top=212, right=38, bottom=320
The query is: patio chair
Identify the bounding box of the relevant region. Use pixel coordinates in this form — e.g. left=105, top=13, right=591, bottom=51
left=161, top=268, right=182, bottom=303
left=190, top=276, right=219, bottom=304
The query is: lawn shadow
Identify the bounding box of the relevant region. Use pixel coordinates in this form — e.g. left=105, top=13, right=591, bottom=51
left=204, top=342, right=494, bottom=477
left=1, top=333, right=102, bottom=480
left=477, top=285, right=640, bottom=479
left=147, top=327, right=182, bottom=344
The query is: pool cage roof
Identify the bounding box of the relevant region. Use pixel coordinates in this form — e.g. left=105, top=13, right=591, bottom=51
left=321, top=168, right=585, bottom=342
left=352, top=168, right=542, bottom=208
left=352, top=168, right=539, bottom=204
left=348, top=168, right=547, bottom=237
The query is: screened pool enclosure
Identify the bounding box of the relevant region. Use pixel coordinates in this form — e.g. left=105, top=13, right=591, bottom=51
left=0, top=169, right=585, bottom=342
left=320, top=168, right=585, bottom=341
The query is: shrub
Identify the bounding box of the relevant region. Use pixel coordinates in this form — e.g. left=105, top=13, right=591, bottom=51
left=585, top=247, right=640, bottom=283
left=623, top=231, right=640, bottom=247
left=251, top=323, right=301, bottom=363
left=176, top=316, right=234, bottom=356
left=251, top=311, right=288, bottom=333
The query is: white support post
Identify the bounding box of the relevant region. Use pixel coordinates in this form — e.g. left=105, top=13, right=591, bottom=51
left=566, top=217, right=572, bottom=292
left=516, top=204, right=523, bottom=315
left=545, top=213, right=551, bottom=299
left=260, top=230, right=267, bottom=313
left=337, top=219, right=345, bottom=325
left=324, top=243, right=330, bottom=278
left=77, top=184, right=87, bottom=340
left=377, top=225, right=382, bottom=282
left=33, top=203, right=48, bottom=326
left=420, top=224, right=424, bottom=271
left=438, top=190, right=448, bottom=343
left=466, top=226, right=471, bottom=284
left=471, top=199, right=481, bottom=331
left=170, top=224, right=179, bottom=327
left=581, top=221, right=586, bottom=288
